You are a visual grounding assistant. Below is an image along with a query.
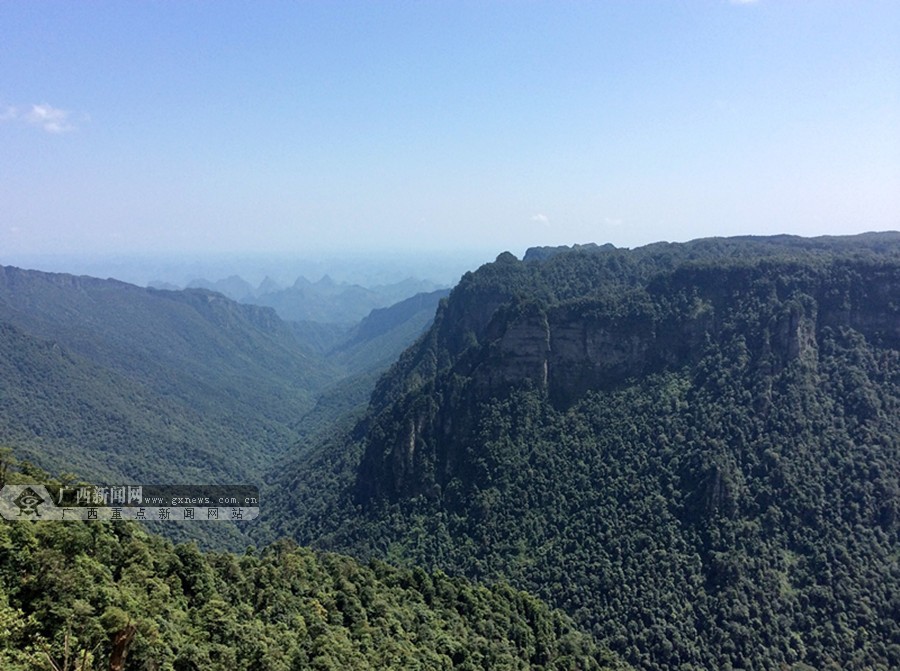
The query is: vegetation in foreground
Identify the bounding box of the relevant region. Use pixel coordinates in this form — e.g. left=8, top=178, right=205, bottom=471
left=0, top=460, right=623, bottom=671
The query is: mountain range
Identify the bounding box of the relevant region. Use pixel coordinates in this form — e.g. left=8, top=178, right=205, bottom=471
left=267, top=233, right=900, bottom=671
left=1, top=233, right=898, bottom=670
left=175, top=273, right=445, bottom=324
left=0, top=266, right=443, bottom=503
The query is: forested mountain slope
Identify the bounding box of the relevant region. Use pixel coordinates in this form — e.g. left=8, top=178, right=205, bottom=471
left=0, top=266, right=451, bottom=550
left=0, top=265, right=338, bottom=485
left=270, top=233, right=900, bottom=671
left=0, top=265, right=453, bottom=551
left=330, top=289, right=451, bottom=375
left=0, top=466, right=624, bottom=671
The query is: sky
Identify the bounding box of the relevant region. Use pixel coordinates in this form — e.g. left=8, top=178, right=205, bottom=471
left=1, top=0, right=899, bottom=262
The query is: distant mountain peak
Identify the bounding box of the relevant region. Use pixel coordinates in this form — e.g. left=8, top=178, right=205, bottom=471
left=317, top=274, right=337, bottom=287
left=257, top=275, right=282, bottom=293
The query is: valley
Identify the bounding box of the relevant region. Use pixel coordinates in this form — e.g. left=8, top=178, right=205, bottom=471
left=1, top=233, right=898, bottom=670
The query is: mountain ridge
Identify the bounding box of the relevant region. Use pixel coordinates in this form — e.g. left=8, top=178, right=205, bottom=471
left=270, top=233, right=900, bottom=671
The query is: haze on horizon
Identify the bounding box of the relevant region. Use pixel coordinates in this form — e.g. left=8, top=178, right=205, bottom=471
left=1, top=1, right=898, bottom=262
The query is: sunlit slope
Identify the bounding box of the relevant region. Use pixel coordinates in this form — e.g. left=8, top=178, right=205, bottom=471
left=271, top=233, right=900, bottom=671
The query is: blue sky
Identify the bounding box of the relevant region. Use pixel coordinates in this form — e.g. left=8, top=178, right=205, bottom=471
left=1, top=1, right=898, bottom=258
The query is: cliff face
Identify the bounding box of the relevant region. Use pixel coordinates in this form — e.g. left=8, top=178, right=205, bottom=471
left=455, top=262, right=899, bottom=407
left=354, top=239, right=900, bottom=504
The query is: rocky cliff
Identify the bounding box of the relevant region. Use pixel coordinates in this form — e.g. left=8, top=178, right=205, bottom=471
left=354, top=236, right=900, bottom=504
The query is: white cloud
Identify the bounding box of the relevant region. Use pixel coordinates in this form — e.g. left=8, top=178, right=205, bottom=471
left=531, top=213, right=550, bottom=225
left=25, top=103, right=75, bottom=133
left=0, top=102, right=81, bottom=132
